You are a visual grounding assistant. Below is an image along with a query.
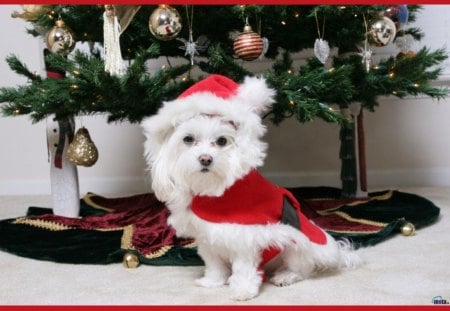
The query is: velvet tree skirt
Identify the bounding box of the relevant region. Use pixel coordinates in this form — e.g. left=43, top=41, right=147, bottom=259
left=0, top=187, right=440, bottom=266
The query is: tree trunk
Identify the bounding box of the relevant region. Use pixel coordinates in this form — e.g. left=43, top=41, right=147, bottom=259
left=339, top=103, right=368, bottom=198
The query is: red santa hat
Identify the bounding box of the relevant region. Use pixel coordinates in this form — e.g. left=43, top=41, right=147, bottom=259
left=142, top=74, right=276, bottom=152
left=178, top=74, right=239, bottom=100
left=176, top=74, right=275, bottom=115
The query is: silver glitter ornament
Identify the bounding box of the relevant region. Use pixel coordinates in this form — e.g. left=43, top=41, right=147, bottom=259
left=314, top=38, right=330, bottom=64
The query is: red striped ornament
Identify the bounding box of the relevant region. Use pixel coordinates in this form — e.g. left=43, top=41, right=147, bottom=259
left=233, top=24, right=264, bottom=61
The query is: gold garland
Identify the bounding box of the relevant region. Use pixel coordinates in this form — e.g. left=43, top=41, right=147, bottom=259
left=13, top=216, right=123, bottom=232
left=144, top=245, right=173, bottom=259
left=82, top=192, right=115, bottom=213
left=12, top=217, right=73, bottom=231
left=121, top=225, right=134, bottom=250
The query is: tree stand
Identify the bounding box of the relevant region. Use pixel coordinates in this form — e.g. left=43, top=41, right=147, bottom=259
left=44, top=48, right=80, bottom=217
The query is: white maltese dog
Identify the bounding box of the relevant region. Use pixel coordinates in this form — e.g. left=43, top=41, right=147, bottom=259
left=142, top=74, right=360, bottom=301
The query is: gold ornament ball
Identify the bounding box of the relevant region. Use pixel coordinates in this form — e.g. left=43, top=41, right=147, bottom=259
left=123, top=252, right=140, bottom=268
left=396, top=50, right=416, bottom=60
left=233, top=24, right=264, bottom=61
left=369, top=16, right=396, bottom=47
left=11, top=5, right=49, bottom=21
left=401, top=222, right=416, bottom=236
left=46, top=18, right=75, bottom=55
left=148, top=5, right=182, bottom=41
left=67, top=127, right=99, bottom=167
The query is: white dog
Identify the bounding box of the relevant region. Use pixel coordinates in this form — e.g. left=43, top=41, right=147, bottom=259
left=142, top=74, right=360, bottom=301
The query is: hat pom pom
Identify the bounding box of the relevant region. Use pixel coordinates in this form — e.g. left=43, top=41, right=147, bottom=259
left=235, top=76, right=276, bottom=115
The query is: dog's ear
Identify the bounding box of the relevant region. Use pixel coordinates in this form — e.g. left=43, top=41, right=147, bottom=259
left=234, top=76, right=276, bottom=116
left=150, top=148, right=176, bottom=203
left=141, top=113, right=177, bottom=202
left=141, top=112, right=175, bottom=164
left=142, top=96, right=200, bottom=155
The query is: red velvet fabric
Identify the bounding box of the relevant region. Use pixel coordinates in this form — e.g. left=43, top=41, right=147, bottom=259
left=32, top=193, right=192, bottom=258
left=46, top=70, right=65, bottom=79
left=301, top=197, right=384, bottom=233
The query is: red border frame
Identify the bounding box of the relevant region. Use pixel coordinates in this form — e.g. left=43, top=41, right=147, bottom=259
left=2, top=1, right=450, bottom=310
left=1, top=306, right=450, bottom=310
left=2, top=1, right=450, bottom=4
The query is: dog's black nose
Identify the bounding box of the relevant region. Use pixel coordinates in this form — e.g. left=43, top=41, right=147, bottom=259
left=198, top=154, right=213, bottom=167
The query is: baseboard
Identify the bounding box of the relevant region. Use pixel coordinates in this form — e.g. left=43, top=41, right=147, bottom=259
left=264, top=167, right=450, bottom=189
left=2, top=168, right=450, bottom=195
left=366, top=167, right=450, bottom=188
left=0, top=179, right=51, bottom=196
left=263, top=171, right=342, bottom=188
left=0, top=177, right=151, bottom=196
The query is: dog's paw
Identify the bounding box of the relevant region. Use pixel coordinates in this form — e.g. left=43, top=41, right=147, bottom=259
left=269, top=271, right=303, bottom=287
left=230, top=287, right=259, bottom=301
left=195, top=277, right=226, bottom=288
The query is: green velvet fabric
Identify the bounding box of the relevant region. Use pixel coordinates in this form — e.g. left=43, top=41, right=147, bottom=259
left=0, top=220, right=123, bottom=264
left=0, top=187, right=440, bottom=265
left=288, top=187, right=441, bottom=248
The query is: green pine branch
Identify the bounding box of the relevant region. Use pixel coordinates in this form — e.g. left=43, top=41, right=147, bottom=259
left=5, top=55, right=41, bottom=82
left=2, top=5, right=448, bottom=125
left=266, top=56, right=354, bottom=125
left=0, top=43, right=194, bottom=123
left=198, top=44, right=252, bottom=82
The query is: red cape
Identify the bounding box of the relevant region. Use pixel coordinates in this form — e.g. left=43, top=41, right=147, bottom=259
left=191, top=170, right=327, bottom=245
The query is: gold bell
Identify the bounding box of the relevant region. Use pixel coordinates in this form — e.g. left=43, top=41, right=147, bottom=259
left=400, top=222, right=416, bottom=236
left=67, top=127, right=99, bottom=167
left=123, top=252, right=140, bottom=268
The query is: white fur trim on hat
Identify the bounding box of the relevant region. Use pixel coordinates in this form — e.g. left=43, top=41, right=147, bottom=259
left=141, top=75, right=275, bottom=164
left=235, top=76, right=276, bottom=115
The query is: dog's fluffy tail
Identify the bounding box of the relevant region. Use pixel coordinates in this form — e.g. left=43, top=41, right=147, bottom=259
left=335, top=238, right=362, bottom=269
left=311, top=236, right=362, bottom=272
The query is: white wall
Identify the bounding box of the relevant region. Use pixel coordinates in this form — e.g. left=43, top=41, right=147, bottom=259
left=0, top=5, right=449, bottom=195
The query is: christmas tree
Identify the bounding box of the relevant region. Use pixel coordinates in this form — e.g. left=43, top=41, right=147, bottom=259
left=0, top=4, right=447, bottom=214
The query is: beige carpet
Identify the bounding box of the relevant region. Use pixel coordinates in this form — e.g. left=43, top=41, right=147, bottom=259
left=0, top=187, right=448, bottom=305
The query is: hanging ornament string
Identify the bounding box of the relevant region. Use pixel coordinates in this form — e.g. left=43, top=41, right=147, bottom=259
left=186, top=5, right=193, bottom=38
left=360, top=14, right=373, bottom=73
left=315, top=10, right=325, bottom=41
left=178, top=5, right=207, bottom=66
left=185, top=5, right=195, bottom=65
left=313, top=11, right=330, bottom=64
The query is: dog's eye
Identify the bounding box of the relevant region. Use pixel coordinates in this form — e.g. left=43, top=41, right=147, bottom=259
left=183, top=135, right=194, bottom=145
left=216, top=136, right=228, bottom=147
